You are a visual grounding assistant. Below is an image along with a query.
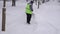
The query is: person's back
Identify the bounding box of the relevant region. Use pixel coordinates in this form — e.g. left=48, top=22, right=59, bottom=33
left=26, top=1, right=33, bottom=14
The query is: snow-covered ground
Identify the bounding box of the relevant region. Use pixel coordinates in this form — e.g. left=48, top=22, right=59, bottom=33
left=0, top=0, right=60, bottom=34
left=33, top=1, right=60, bottom=34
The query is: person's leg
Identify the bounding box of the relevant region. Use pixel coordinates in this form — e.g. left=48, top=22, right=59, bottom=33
left=28, top=14, right=32, bottom=24
left=26, top=14, right=32, bottom=24
left=26, top=14, right=29, bottom=23
left=27, top=14, right=30, bottom=23
left=30, top=14, right=32, bottom=22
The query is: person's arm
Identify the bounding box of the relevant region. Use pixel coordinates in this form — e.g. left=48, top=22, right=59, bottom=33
left=30, top=5, right=33, bottom=11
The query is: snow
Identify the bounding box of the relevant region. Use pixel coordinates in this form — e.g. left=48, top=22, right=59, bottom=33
left=0, top=0, right=60, bottom=34
left=33, top=1, right=60, bottom=34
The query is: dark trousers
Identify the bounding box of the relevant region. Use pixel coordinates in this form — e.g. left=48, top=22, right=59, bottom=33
left=26, top=13, right=32, bottom=23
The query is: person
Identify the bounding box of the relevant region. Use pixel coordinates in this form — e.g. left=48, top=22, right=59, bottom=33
left=25, top=1, right=34, bottom=24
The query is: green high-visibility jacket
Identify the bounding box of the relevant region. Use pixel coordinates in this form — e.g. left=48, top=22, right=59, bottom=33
left=26, top=4, right=32, bottom=14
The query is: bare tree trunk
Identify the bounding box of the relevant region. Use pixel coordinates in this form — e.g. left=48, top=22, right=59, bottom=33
left=12, top=0, right=16, bottom=6
left=38, top=1, right=39, bottom=9
left=37, top=0, right=41, bottom=9
left=26, top=0, right=28, bottom=2
left=33, top=0, right=34, bottom=1
left=3, top=0, right=6, bottom=7
left=58, top=0, right=60, bottom=2
left=46, top=0, right=49, bottom=2
left=2, top=0, right=6, bottom=31
left=35, top=0, right=37, bottom=5
left=42, top=0, right=45, bottom=3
